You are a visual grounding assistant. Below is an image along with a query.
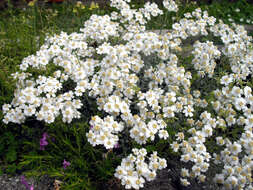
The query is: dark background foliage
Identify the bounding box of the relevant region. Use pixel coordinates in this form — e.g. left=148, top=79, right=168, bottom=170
left=1, top=0, right=253, bottom=9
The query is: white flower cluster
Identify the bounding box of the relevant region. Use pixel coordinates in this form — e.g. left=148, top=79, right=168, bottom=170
left=210, top=22, right=253, bottom=81
left=171, top=8, right=216, bottom=40
left=211, top=85, right=253, bottom=190
left=2, top=72, right=82, bottom=124
left=171, top=111, right=216, bottom=185
left=129, top=116, right=168, bottom=144
left=110, top=0, right=163, bottom=32
left=213, top=137, right=253, bottom=190
left=163, top=0, right=178, bottom=12
left=114, top=148, right=167, bottom=189
left=140, top=2, right=163, bottom=20
left=80, top=14, right=120, bottom=43
left=2, top=0, right=253, bottom=189
left=87, top=115, right=124, bottom=149
left=192, top=41, right=221, bottom=77
left=171, top=84, right=253, bottom=188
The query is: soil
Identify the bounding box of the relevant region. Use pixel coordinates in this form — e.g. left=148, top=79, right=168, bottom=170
left=0, top=174, right=54, bottom=190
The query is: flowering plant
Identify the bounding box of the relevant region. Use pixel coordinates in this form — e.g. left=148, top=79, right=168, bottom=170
left=2, top=0, right=253, bottom=189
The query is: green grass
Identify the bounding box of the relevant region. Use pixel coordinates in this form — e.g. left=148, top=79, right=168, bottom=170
left=0, top=0, right=253, bottom=189
left=0, top=1, right=113, bottom=185
left=199, top=0, right=253, bottom=24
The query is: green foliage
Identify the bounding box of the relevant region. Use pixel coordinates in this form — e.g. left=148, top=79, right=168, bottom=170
left=0, top=128, right=22, bottom=174
left=0, top=131, right=18, bottom=168
left=18, top=119, right=121, bottom=189
left=199, top=0, right=253, bottom=24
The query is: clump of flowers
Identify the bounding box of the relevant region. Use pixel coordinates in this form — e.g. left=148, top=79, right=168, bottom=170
left=2, top=0, right=253, bottom=189
left=192, top=41, right=221, bottom=77
left=87, top=115, right=124, bottom=149
left=114, top=148, right=167, bottom=189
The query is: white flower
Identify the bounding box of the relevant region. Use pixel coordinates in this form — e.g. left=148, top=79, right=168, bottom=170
left=163, top=106, right=175, bottom=118
left=220, top=75, right=233, bottom=86
left=158, top=130, right=169, bottom=139
left=180, top=154, right=190, bottom=162
left=226, top=115, right=236, bottom=126
left=244, top=86, right=252, bottom=98
left=44, top=113, right=55, bottom=123
left=176, top=132, right=184, bottom=141
left=2, top=104, right=11, bottom=114
left=163, top=0, right=178, bottom=12
left=202, top=125, right=213, bottom=137
left=224, top=165, right=234, bottom=175
left=228, top=18, right=234, bottom=22
left=180, top=178, right=190, bottom=186
left=216, top=137, right=225, bottom=146
left=214, top=174, right=225, bottom=184
left=234, top=97, right=247, bottom=111
left=183, top=105, right=194, bottom=117
left=181, top=168, right=189, bottom=177
left=104, top=102, right=114, bottom=113
left=192, top=165, right=201, bottom=176
left=193, top=90, right=201, bottom=98
left=171, top=141, right=180, bottom=152
left=23, top=105, right=36, bottom=116
left=227, top=175, right=238, bottom=187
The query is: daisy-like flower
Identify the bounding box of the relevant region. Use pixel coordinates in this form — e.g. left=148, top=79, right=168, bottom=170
left=181, top=168, right=189, bottom=177
left=202, top=124, right=213, bottom=137
left=226, top=115, right=236, bottom=126
left=171, top=141, right=180, bottom=152
left=183, top=105, right=194, bottom=117
left=229, top=142, right=242, bottom=155
left=234, top=97, right=247, bottom=111
left=158, top=130, right=169, bottom=139
left=214, top=174, right=225, bottom=184
left=220, top=75, right=233, bottom=86
left=244, top=86, right=252, bottom=98
left=180, top=178, right=190, bottom=186
left=231, top=86, right=242, bottom=97
left=227, top=175, right=238, bottom=187
left=216, top=136, right=225, bottom=146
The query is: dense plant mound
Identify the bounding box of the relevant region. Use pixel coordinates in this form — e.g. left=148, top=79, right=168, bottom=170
left=2, top=0, right=253, bottom=189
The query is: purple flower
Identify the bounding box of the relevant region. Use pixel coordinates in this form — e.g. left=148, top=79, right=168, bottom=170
left=40, top=132, right=49, bottom=150
left=21, top=175, right=34, bottom=190
left=113, top=143, right=120, bottom=149
left=63, top=159, right=71, bottom=169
